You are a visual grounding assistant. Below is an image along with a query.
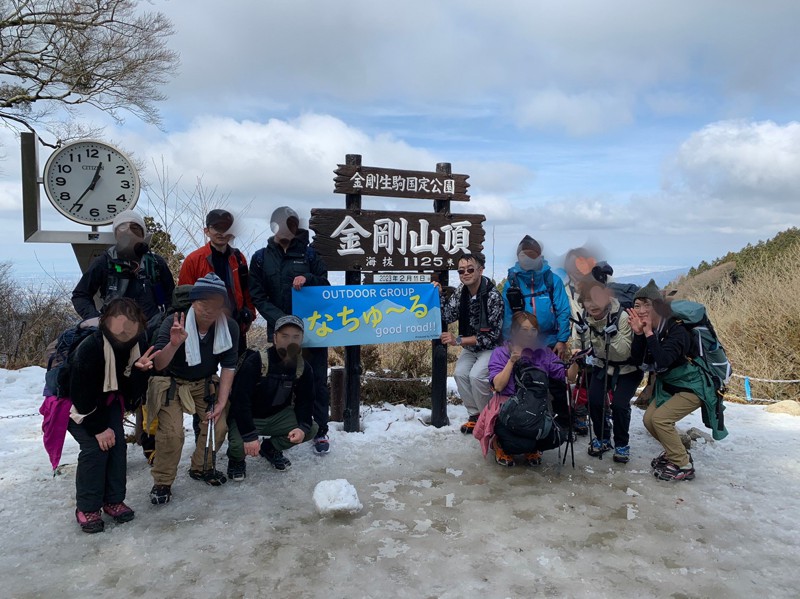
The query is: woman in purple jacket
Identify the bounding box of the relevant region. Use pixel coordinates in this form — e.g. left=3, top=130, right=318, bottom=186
left=483, top=311, right=570, bottom=467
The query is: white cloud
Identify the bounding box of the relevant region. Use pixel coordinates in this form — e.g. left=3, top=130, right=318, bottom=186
left=516, top=89, right=634, bottom=136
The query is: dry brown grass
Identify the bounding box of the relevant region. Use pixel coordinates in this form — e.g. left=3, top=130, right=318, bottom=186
left=689, top=244, right=800, bottom=402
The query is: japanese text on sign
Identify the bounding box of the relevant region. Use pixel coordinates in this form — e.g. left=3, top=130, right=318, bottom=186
left=292, top=284, right=442, bottom=348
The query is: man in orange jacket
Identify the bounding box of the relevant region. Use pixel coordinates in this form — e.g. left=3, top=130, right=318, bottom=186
left=179, top=209, right=256, bottom=353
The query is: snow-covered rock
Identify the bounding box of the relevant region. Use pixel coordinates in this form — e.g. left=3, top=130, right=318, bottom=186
left=313, top=479, right=362, bottom=516
left=765, top=400, right=800, bottom=416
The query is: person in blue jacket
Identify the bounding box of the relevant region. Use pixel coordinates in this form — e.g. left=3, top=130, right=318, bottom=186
left=501, top=236, right=572, bottom=362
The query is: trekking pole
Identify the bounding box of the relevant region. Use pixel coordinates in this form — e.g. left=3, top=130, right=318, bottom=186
left=203, top=405, right=213, bottom=474
left=598, top=333, right=612, bottom=460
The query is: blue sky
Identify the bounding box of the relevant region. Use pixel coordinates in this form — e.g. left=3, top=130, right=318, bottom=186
left=2, top=0, right=800, bottom=282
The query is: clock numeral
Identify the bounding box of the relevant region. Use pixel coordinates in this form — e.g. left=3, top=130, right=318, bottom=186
left=71, top=202, right=84, bottom=212
left=120, top=180, right=131, bottom=189
left=55, top=177, right=66, bottom=186
left=86, top=149, right=99, bottom=159
left=57, top=164, right=72, bottom=173
left=59, top=192, right=70, bottom=201
left=107, top=153, right=113, bottom=161
left=89, top=208, right=100, bottom=217
left=107, top=204, right=118, bottom=214
left=69, top=153, right=82, bottom=163
left=116, top=194, right=127, bottom=202
left=116, top=165, right=126, bottom=175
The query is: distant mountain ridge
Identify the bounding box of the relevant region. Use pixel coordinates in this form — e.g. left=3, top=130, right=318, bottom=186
left=614, top=268, right=689, bottom=288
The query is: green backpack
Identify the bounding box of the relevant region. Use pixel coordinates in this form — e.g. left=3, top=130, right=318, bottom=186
left=670, top=300, right=732, bottom=391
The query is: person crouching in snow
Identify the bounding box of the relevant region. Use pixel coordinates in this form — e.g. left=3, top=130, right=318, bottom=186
left=628, top=280, right=728, bottom=481
left=225, top=315, right=318, bottom=480
left=436, top=252, right=504, bottom=435
left=474, top=311, right=570, bottom=467
left=147, top=273, right=239, bottom=504
left=66, top=298, right=159, bottom=533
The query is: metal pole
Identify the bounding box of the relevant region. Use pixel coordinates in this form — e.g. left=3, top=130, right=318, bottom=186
left=430, top=162, right=452, bottom=428
left=343, top=154, right=363, bottom=432
left=21, top=132, right=40, bottom=241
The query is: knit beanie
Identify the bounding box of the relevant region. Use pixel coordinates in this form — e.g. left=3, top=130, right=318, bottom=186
left=634, top=279, right=661, bottom=302
left=189, top=273, right=228, bottom=302
left=516, top=235, right=542, bottom=256
left=112, top=210, right=146, bottom=234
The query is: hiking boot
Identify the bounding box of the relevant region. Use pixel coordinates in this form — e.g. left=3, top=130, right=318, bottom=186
left=260, top=441, right=291, bottom=471
left=656, top=462, right=696, bottom=481
left=75, top=509, right=104, bottom=534
left=103, top=502, right=135, bottom=523
left=313, top=434, right=330, bottom=455
left=227, top=459, right=247, bottom=482
left=493, top=440, right=515, bottom=467
left=189, top=469, right=227, bottom=486
left=650, top=452, right=669, bottom=470
left=574, top=415, right=589, bottom=437
left=588, top=439, right=612, bottom=457
left=150, top=485, right=172, bottom=505
left=524, top=451, right=543, bottom=466
left=613, top=445, right=630, bottom=464
left=460, top=414, right=479, bottom=434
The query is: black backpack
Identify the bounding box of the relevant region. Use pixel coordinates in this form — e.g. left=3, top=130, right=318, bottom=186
left=43, top=324, right=98, bottom=397
left=147, top=284, right=195, bottom=344
left=607, top=282, right=640, bottom=310
left=498, top=364, right=559, bottom=441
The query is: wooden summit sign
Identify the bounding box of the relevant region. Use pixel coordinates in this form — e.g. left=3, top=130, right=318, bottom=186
left=334, top=164, right=470, bottom=201
left=310, top=208, right=485, bottom=272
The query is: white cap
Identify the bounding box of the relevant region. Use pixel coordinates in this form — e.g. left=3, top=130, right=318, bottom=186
left=112, top=210, right=146, bottom=234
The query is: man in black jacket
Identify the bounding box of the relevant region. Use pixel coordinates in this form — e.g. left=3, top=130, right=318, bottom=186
left=249, top=206, right=331, bottom=454
left=71, top=210, right=175, bottom=333
left=226, top=315, right=318, bottom=481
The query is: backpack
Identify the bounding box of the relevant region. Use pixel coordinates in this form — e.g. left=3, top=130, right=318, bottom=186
left=106, top=251, right=168, bottom=311
left=236, top=348, right=305, bottom=379
left=43, top=324, right=98, bottom=397
left=507, top=270, right=555, bottom=314
left=147, top=284, right=195, bottom=344
left=607, top=282, right=639, bottom=310
left=498, top=364, right=558, bottom=441
left=670, top=300, right=732, bottom=391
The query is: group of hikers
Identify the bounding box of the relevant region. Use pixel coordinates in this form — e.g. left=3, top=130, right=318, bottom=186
left=43, top=206, right=729, bottom=534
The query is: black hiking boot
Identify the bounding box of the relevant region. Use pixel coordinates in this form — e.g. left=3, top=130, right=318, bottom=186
left=227, top=459, right=247, bottom=482
left=655, top=462, right=696, bottom=481
left=150, top=484, right=172, bottom=505
left=260, top=440, right=291, bottom=471
left=189, top=469, right=227, bottom=486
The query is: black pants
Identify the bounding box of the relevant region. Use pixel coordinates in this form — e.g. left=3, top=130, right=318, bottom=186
left=303, top=347, right=329, bottom=437
left=494, top=420, right=563, bottom=454
left=67, top=401, right=127, bottom=512
left=588, top=367, right=643, bottom=447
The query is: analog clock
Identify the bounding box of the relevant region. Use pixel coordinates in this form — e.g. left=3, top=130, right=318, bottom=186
left=42, top=140, right=140, bottom=226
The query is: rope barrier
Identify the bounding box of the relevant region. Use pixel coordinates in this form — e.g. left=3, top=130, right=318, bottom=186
left=0, top=412, right=41, bottom=420
left=730, top=373, right=800, bottom=384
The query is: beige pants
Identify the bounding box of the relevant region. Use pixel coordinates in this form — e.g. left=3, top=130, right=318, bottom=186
left=151, top=378, right=229, bottom=486
left=643, top=391, right=701, bottom=468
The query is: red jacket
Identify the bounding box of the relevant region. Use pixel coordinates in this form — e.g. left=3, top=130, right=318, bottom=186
left=178, top=243, right=256, bottom=320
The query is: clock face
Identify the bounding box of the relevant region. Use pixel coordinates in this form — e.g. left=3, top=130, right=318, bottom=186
left=43, top=140, right=140, bottom=226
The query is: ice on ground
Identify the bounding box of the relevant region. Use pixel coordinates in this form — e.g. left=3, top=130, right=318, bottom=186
left=2, top=367, right=800, bottom=598
left=313, top=479, right=362, bottom=515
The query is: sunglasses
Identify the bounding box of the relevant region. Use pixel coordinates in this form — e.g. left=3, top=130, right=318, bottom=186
left=457, top=267, right=477, bottom=276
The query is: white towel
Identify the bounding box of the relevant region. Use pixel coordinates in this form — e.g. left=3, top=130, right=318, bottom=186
left=184, top=307, right=233, bottom=367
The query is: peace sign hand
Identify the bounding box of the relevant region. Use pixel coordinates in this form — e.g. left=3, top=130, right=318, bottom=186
left=134, top=346, right=161, bottom=371
left=169, top=312, right=188, bottom=348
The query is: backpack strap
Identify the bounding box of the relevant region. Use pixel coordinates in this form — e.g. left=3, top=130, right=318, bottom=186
left=233, top=248, right=250, bottom=300
left=252, top=348, right=304, bottom=379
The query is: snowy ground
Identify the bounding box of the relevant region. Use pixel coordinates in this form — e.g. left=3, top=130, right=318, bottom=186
left=1, top=366, right=799, bottom=599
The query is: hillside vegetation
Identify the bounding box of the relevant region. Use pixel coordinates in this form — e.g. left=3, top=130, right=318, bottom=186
left=674, top=229, right=800, bottom=402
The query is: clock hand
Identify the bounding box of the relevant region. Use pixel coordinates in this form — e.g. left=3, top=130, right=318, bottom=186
left=73, top=162, right=104, bottom=205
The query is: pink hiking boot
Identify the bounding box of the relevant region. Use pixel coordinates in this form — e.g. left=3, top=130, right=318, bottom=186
left=75, top=509, right=105, bottom=534
left=103, top=502, right=135, bottom=523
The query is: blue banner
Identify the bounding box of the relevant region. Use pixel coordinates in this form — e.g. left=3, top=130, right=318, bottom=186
left=292, top=284, right=442, bottom=348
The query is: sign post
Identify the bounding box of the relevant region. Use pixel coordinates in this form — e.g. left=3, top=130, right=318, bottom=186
left=313, top=154, right=485, bottom=431
left=343, top=154, right=363, bottom=433
left=431, top=162, right=453, bottom=428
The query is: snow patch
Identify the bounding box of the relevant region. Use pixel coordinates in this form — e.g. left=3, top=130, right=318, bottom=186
left=313, top=479, right=362, bottom=516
